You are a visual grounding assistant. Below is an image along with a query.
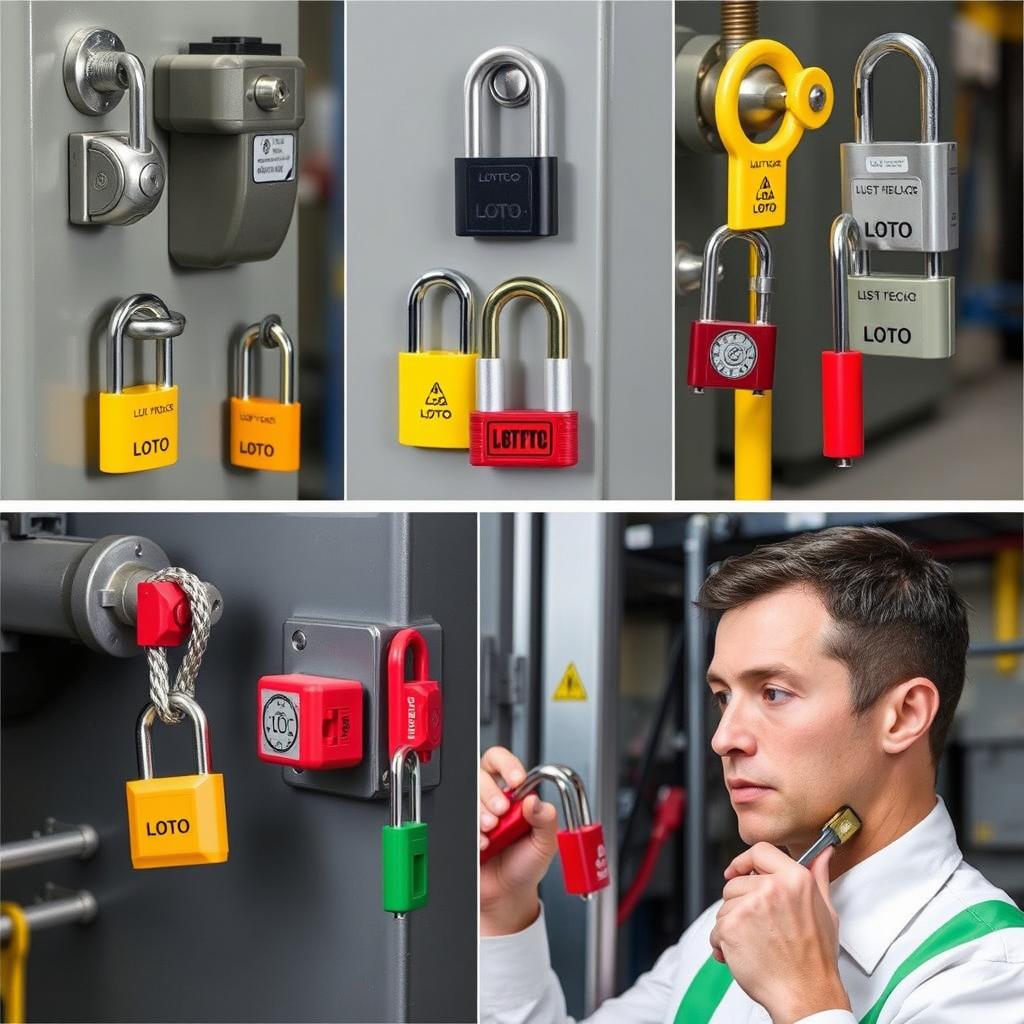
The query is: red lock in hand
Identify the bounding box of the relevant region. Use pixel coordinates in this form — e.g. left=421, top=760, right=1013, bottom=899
left=688, top=226, right=777, bottom=394
left=257, top=673, right=363, bottom=770
left=388, top=628, right=442, bottom=762
left=480, top=763, right=610, bottom=898
left=137, top=581, right=192, bottom=647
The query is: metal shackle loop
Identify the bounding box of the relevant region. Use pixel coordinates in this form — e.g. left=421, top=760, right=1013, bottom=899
left=830, top=214, right=863, bottom=354
left=480, top=278, right=568, bottom=361
left=136, top=691, right=212, bottom=780
left=107, top=293, right=183, bottom=394
left=699, top=226, right=774, bottom=324
left=508, top=764, right=593, bottom=832
left=389, top=746, right=422, bottom=828
left=854, top=33, right=939, bottom=144
left=236, top=316, right=296, bottom=404
left=407, top=270, right=475, bottom=355
left=465, top=46, right=549, bottom=158
left=75, top=42, right=149, bottom=152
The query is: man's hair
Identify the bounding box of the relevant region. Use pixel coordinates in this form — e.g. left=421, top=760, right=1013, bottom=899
left=697, top=526, right=969, bottom=763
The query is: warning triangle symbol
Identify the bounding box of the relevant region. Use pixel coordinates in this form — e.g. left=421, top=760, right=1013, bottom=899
left=423, top=382, right=448, bottom=407
left=759, top=176, right=772, bottom=190
left=553, top=662, right=588, bottom=701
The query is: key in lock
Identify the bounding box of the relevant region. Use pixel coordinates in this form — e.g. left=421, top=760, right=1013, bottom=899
left=398, top=270, right=478, bottom=449
left=125, top=691, right=229, bottom=869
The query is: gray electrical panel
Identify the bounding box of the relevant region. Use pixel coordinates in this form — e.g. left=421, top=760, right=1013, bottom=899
left=1, top=513, right=477, bottom=1022
left=0, top=2, right=302, bottom=499
left=346, top=0, right=673, bottom=498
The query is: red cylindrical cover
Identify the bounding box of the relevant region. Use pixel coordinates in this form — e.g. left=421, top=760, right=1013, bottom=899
left=480, top=799, right=530, bottom=865
left=822, top=351, right=864, bottom=459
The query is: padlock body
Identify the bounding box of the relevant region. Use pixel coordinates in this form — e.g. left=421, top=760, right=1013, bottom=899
left=557, top=823, right=610, bottom=896
left=230, top=396, right=301, bottom=472
left=470, top=410, right=578, bottom=468
left=99, top=384, right=179, bottom=474
left=125, top=772, right=228, bottom=869
left=258, top=673, right=364, bottom=770
left=454, top=156, right=558, bottom=236
left=387, top=677, right=442, bottom=763
left=397, top=351, right=478, bottom=448
left=381, top=822, right=429, bottom=912
left=841, top=141, right=958, bottom=252
left=849, top=273, right=955, bottom=358
left=688, top=320, right=777, bottom=391
left=479, top=799, right=531, bottom=865
left=726, top=156, right=787, bottom=230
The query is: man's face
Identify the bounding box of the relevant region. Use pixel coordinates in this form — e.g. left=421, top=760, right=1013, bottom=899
left=707, top=584, right=879, bottom=850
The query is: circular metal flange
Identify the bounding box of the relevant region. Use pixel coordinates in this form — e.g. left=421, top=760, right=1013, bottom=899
left=63, top=27, right=126, bottom=116
left=69, top=534, right=170, bottom=657
left=676, top=33, right=722, bottom=152
left=489, top=64, right=530, bottom=107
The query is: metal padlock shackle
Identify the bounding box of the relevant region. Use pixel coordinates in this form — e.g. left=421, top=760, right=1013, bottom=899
left=136, top=691, right=212, bottom=780
left=477, top=277, right=570, bottom=414
left=236, top=315, right=296, bottom=405
left=699, top=226, right=775, bottom=325
left=854, top=33, right=939, bottom=144
left=407, top=269, right=475, bottom=355
left=389, top=746, right=422, bottom=828
left=506, top=763, right=594, bottom=832
left=107, top=293, right=185, bottom=394
left=831, top=213, right=863, bottom=354
left=464, top=46, right=549, bottom=158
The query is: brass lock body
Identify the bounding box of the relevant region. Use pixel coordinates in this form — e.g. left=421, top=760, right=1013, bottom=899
left=154, top=37, right=305, bottom=268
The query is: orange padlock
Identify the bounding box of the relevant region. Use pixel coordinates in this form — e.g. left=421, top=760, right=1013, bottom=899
left=229, top=315, right=300, bottom=472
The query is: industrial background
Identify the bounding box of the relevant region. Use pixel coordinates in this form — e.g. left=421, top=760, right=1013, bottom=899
left=0, top=1, right=343, bottom=499
left=675, top=1, right=1023, bottom=499
left=1, top=512, right=477, bottom=1023
left=480, top=511, right=1024, bottom=1018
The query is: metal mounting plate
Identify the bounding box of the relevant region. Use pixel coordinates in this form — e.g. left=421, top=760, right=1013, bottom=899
left=280, top=618, right=442, bottom=800
left=64, top=27, right=125, bottom=115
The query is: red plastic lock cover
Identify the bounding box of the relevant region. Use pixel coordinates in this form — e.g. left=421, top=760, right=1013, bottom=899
left=557, top=823, right=610, bottom=895
left=469, top=410, right=578, bottom=468
left=137, top=581, right=192, bottom=648
left=258, top=673, right=363, bottom=770
left=388, top=628, right=443, bottom=763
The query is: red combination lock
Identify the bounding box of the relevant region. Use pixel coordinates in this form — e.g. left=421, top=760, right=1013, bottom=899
left=822, top=214, right=865, bottom=468
left=469, top=277, right=578, bottom=469
left=480, top=763, right=610, bottom=898
left=388, top=628, right=442, bottom=763
left=688, top=226, right=777, bottom=394
left=257, top=673, right=363, bottom=770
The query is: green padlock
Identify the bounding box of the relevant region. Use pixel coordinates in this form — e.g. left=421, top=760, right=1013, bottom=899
left=382, top=746, right=429, bottom=914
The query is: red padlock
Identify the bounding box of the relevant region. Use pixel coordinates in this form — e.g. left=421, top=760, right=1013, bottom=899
left=257, top=673, right=363, bottom=770
left=137, top=581, right=192, bottom=647
left=480, top=764, right=610, bottom=898
left=469, top=278, right=578, bottom=469
left=387, top=628, right=442, bottom=763
left=688, top=226, right=777, bottom=394
left=823, top=214, right=865, bottom=467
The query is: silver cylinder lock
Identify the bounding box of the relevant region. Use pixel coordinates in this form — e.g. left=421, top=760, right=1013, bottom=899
left=64, top=28, right=166, bottom=226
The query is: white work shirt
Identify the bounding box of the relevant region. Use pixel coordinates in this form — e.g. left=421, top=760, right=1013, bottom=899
left=481, top=798, right=1024, bottom=1024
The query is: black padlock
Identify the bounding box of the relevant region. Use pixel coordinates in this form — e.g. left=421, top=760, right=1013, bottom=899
left=454, top=46, right=557, bottom=238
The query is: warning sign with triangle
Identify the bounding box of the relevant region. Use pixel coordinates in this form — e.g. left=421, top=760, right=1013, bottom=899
left=423, top=382, right=448, bottom=407
left=760, top=176, right=772, bottom=190
left=755, top=175, right=775, bottom=200
left=552, top=662, right=588, bottom=701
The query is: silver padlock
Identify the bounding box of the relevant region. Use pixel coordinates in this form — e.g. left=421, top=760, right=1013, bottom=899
left=848, top=257, right=956, bottom=359
left=64, top=28, right=165, bottom=226
left=840, top=33, right=958, bottom=255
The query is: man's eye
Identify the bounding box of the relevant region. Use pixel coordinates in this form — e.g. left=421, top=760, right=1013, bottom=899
left=711, top=691, right=730, bottom=711
left=764, top=687, right=792, bottom=705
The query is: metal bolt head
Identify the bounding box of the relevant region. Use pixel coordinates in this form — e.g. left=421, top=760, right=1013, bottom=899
left=489, top=65, right=529, bottom=107
left=291, top=629, right=307, bottom=651
left=138, top=162, right=164, bottom=198
left=254, top=75, right=288, bottom=111
left=808, top=85, right=826, bottom=113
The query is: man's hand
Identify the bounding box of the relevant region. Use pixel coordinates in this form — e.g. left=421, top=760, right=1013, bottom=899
left=479, top=746, right=559, bottom=937
left=709, top=843, right=851, bottom=1024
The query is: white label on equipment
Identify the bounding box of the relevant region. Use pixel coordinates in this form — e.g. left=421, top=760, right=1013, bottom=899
left=252, top=134, right=295, bottom=183
left=865, top=155, right=909, bottom=173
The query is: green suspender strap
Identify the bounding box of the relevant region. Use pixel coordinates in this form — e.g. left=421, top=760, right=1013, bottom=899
left=672, top=899, right=1024, bottom=1024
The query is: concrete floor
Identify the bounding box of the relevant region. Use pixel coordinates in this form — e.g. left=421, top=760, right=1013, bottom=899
left=760, top=365, right=1024, bottom=500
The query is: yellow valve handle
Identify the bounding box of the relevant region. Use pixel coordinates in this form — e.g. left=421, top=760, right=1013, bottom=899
left=716, top=38, right=833, bottom=230
left=0, top=902, right=29, bottom=1024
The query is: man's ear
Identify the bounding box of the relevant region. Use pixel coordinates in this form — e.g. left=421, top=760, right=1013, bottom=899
left=879, top=678, right=940, bottom=755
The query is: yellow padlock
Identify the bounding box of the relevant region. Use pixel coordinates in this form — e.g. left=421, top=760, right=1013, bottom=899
left=125, top=691, right=229, bottom=869
left=99, top=294, right=185, bottom=474
left=229, top=316, right=301, bottom=472
left=716, top=39, right=833, bottom=230
left=398, top=269, right=478, bottom=449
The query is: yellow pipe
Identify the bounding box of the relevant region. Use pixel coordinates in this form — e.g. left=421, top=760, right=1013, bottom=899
left=994, top=549, right=1022, bottom=675
left=733, top=243, right=772, bottom=499
left=0, top=902, right=29, bottom=1024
